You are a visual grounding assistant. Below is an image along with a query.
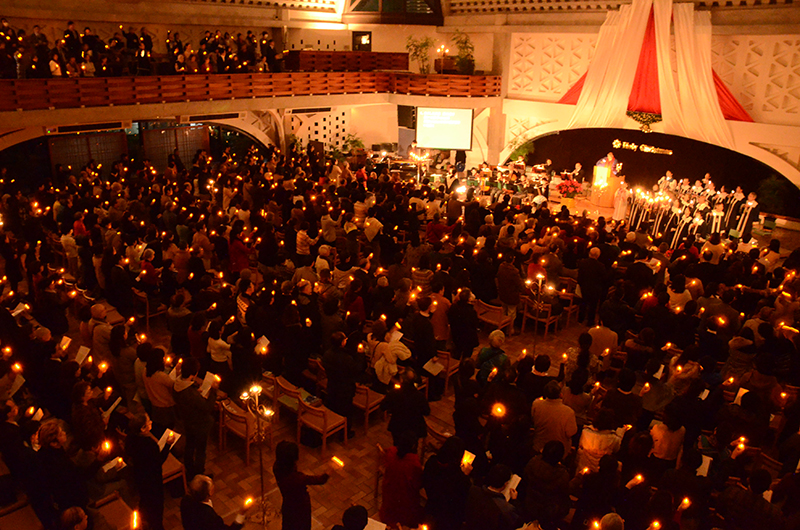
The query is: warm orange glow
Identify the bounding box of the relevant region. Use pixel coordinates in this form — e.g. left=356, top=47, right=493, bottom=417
left=244, top=497, right=254, bottom=507
left=331, top=456, right=345, bottom=467
left=681, top=497, right=691, bottom=508
left=491, top=403, right=506, bottom=418
left=132, top=510, right=139, bottom=529
left=12, top=363, right=22, bottom=373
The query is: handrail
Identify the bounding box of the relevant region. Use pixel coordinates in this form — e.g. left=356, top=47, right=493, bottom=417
left=448, top=0, right=795, bottom=14
left=0, top=72, right=501, bottom=112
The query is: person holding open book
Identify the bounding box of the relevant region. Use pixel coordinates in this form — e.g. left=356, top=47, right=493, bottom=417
left=126, top=413, right=173, bottom=530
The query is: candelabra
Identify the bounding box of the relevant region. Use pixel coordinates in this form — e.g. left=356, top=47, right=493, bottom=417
left=437, top=44, right=449, bottom=74
left=240, top=384, right=275, bottom=529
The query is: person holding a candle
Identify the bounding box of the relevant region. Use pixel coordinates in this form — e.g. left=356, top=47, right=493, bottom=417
left=272, top=441, right=329, bottom=530
left=174, top=358, right=217, bottom=479
left=126, top=414, right=172, bottom=530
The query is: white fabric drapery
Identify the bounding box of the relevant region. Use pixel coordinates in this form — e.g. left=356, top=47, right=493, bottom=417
left=568, top=0, right=654, bottom=129
left=566, top=0, right=735, bottom=150
left=653, top=0, right=686, bottom=138
left=673, top=3, right=735, bottom=149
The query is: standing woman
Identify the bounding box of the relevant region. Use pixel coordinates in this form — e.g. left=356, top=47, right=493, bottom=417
left=273, top=441, right=329, bottom=530
left=143, top=348, right=177, bottom=430
left=126, top=414, right=172, bottom=530
left=108, top=324, right=139, bottom=411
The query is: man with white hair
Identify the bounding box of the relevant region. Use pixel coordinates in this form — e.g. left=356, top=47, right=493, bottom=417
left=180, top=474, right=249, bottom=530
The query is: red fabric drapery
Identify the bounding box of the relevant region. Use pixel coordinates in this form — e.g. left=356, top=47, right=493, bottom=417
left=627, top=8, right=661, bottom=114
left=557, top=72, right=586, bottom=105
left=557, top=8, right=754, bottom=123
left=713, top=70, right=754, bottom=122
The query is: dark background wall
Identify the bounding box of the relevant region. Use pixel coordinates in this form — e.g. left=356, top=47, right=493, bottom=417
left=518, top=127, right=800, bottom=218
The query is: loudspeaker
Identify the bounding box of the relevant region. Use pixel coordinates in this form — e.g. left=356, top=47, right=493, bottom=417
left=397, top=105, right=416, bottom=129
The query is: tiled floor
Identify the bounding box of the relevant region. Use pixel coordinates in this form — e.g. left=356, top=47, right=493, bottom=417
left=156, top=320, right=587, bottom=530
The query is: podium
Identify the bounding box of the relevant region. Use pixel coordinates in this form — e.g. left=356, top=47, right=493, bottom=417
left=591, top=166, right=620, bottom=208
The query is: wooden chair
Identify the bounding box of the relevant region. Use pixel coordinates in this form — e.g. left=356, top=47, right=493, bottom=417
left=0, top=503, right=43, bottom=530
left=436, top=350, right=461, bottom=393
left=219, top=398, right=264, bottom=465
left=474, top=300, right=513, bottom=334
left=520, top=296, right=559, bottom=336
left=375, top=443, right=385, bottom=503
left=162, top=452, right=188, bottom=492
left=261, top=371, right=278, bottom=414
left=421, top=420, right=453, bottom=463
left=276, top=376, right=313, bottom=417
left=353, top=383, right=385, bottom=433
left=297, top=399, right=347, bottom=452
left=92, top=491, right=134, bottom=530
left=133, top=289, right=168, bottom=334
left=557, top=277, right=580, bottom=327
left=304, top=357, right=328, bottom=396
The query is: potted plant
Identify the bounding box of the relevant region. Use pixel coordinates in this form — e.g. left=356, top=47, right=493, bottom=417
left=451, top=30, right=475, bottom=75
left=406, top=35, right=435, bottom=74
left=556, top=177, right=582, bottom=210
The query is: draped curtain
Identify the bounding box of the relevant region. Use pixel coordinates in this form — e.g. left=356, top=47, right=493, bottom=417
left=673, top=3, right=735, bottom=149
left=567, top=0, right=654, bottom=129
left=563, top=0, right=744, bottom=148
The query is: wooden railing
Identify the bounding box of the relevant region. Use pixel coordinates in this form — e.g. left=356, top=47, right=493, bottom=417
left=174, top=0, right=337, bottom=12
left=448, top=0, right=796, bottom=14
left=284, top=51, right=409, bottom=72
left=0, top=72, right=501, bottom=113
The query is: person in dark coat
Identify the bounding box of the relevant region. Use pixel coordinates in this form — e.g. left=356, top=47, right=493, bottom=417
left=323, top=331, right=359, bottom=432
left=126, top=414, right=172, bottom=530
left=422, top=436, right=472, bottom=530
left=272, top=441, right=329, bottom=530
left=180, top=474, right=249, bottom=530
left=448, top=288, right=480, bottom=360
left=381, top=368, right=431, bottom=446
left=577, top=247, right=609, bottom=326
left=463, top=464, right=522, bottom=530
left=106, top=253, right=135, bottom=318
left=174, top=358, right=218, bottom=479
left=404, top=297, right=437, bottom=374
left=36, top=422, right=96, bottom=512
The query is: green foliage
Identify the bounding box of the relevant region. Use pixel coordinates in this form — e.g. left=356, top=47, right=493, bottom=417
left=757, top=174, right=790, bottom=216
left=341, top=133, right=365, bottom=152
left=506, top=137, right=535, bottom=164
left=451, top=30, right=475, bottom=75
left=406, top=35, right=435, bottom=74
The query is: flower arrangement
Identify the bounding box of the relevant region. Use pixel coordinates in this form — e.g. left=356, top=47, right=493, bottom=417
left=557, top=178, right=582, bottom=198
left=626, top=110, right=662, bottom=132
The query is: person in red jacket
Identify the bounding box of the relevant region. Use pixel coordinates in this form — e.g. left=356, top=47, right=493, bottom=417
left=379, top=431, right=424, bottom=528
left=228, top=230, right=251, bottom=281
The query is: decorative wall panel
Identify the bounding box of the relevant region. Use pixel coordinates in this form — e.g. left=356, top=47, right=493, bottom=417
left=710, top=35, right=800, bottom=127
left=508, top=33, right=596, bottom=101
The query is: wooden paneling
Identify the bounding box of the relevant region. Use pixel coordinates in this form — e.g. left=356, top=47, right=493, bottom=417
left=0, top=72, right=500, bottom=112
left=284, top=51, right=409, bottom=72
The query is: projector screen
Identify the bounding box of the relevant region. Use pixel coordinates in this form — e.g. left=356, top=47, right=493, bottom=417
left=415, top=107, right=473, bottom=150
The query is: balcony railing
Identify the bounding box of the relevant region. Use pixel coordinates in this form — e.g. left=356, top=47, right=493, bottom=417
left=448, top=0, right=796, bottom=14
left=284, top=51, right=409, bottom=72
left=0, top=72, right=501, bottom=113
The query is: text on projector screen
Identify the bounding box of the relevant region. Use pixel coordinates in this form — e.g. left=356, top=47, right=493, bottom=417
left=415, top=107, right=473, bottom=150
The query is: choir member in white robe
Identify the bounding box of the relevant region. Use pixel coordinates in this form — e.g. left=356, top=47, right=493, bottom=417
left=735, top=193, right=761, bottom=239
left=613, top=182, right=630, bottom=222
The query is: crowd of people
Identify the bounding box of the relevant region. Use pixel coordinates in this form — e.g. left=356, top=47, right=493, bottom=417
left=0, top=17, right=285, bottom=79
left=0, top=136, right=799, bottom=530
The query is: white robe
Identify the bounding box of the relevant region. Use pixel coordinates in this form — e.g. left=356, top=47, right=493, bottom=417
left=613, top=187, right=629, bottom=221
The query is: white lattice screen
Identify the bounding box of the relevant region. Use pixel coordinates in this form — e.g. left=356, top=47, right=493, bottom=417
left=508, top=33, right=597, bottom=101
left=711, top=35, right=800, bottom=127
